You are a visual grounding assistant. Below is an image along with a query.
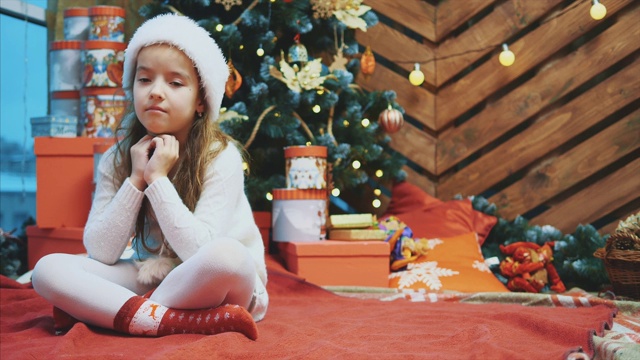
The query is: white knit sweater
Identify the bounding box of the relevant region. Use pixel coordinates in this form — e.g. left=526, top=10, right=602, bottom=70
left=83, top=142, right=267, bottom=286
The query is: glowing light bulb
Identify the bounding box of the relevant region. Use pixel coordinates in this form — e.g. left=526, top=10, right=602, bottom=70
left=239, top=44, right=244, bottom=50
left=590, top=0, right=607, bottom=20
left=256, top=45, right=264, bottom=57
left=215, top=24, right=223, bottom=32
left=408, top=63, right=425, bottom=86
left=343, top=120, right=350, bottom=127
left=305, top=141, right=311, bottom=146
left=499, top=43, right=515, bottom=67
left=312, top=105, right=321, bottom=113
left=375, top=169, right=383, bottom=178
left=372, top=199, right=381, bottom=208
left=266, top=192, right=273, bottom=201
left=331, top=188, right=341, bottom=197
left=352, top=160, right=361, bottom=169
left=361, top=118, right=370, bottom=127
left=373, top=189, right=381, bottom=196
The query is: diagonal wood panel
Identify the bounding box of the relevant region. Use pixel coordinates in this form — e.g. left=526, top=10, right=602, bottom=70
left=357, top=66, right=435, bottom=130
left=436, top=7, right=640, bottom=174
left=435, top=0, right=495, bottom=41
left=435, top=0, right=565, bottom=87
left=438, top=59, right=640, bottom=200
left=363, top=0, right=436, bottom=42
left=353, top=0, right=639, bottom=232
left=436, top=0, right=634, bottom=130
left=489, top=109, right=640, bottom=219
left=356, top=23, right=436, bottom=86
left=530, top=158, right=640, bottom=233
left=387, top=122, right=437, bottom=175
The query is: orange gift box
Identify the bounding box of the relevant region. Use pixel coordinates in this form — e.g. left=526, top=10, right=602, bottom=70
left=253, top=211, right=271, bottom=253
left=278, top=240, right=390, bottom=287
left=35, top=137, right=114, bottom=228
left=27, top=226, right=85, bottom=269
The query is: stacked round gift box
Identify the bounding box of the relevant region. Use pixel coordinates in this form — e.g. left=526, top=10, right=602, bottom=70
left=272, top=146, right=329, bottom=242
left=47, top=6, right=127, bottom=137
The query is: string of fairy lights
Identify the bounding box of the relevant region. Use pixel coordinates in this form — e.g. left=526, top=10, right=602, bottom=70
left=406, top=0, right=609, bottom=86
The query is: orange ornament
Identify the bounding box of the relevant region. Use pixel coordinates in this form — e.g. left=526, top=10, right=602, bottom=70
left=378, top=107, right=404, bottom=134
left=360, top=45, right=375, bottom=76
left=225, top=59, right=242, bottom=98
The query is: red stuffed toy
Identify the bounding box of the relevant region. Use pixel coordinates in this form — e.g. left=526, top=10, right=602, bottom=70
left=499, top=241, right=566, bottom=293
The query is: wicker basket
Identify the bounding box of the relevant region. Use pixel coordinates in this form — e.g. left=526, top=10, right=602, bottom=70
left=594, top=247, right=640, bottom=299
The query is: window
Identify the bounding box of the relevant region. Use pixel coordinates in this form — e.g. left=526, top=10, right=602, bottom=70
left=0, top=0, right=47, bottom=232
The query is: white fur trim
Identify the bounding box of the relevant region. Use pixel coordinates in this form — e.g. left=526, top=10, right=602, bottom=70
left=123, top=14, right=228, bottom=120
left=135, top=256, right=181, bottom=285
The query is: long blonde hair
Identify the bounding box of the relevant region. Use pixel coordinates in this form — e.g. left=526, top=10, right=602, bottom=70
left=113, top=86, right=232, bottom=255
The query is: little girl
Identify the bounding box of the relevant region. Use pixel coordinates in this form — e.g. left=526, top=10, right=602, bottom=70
left=32, top=14, right=268, bottom=340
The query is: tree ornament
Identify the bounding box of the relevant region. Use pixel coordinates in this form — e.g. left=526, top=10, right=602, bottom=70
left=288, top=34, right=309, bottom=64
left=329, top=48, right=348, bottom=72
left=270, top=51, right=331, bottom=93
left=329, top=27, right=348, bottom=72
left=225, top=59, right=242, bottom=98
left=310, top=0, right=334, bottom=19
left=378, top=106, right=404, bottom=134
left=215, top=0, right=242, bottom=11
left=360, top=45, right=375, bottom=76
left=217, top=108, right=249, bottom=124
left=333, top=1, right=371, bottom=31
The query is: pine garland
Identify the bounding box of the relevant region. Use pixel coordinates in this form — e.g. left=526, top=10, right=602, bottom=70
left=464, top=195, right=610, bottom=291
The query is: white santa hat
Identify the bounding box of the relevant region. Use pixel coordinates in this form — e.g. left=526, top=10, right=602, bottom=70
left=122, top=14, right=228, bottom=120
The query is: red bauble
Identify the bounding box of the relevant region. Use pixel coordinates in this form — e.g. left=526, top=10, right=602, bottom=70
left=378, top=108, right=404, bottom=134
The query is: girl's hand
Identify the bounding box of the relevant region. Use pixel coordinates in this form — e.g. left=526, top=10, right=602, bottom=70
left=130, top=135, right=153, bottom=190
left=144, top=135, right=180, bottom=185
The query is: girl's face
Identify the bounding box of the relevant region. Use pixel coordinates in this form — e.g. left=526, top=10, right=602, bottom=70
left=133, top=44, right=204, bottom=144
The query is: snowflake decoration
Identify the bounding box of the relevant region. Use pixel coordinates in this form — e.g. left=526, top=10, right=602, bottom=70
left=472, top=260, right=492, bottom=273
left=215, top=0, right=242, bottom=11
left=389, top=261, right=459, bottom=290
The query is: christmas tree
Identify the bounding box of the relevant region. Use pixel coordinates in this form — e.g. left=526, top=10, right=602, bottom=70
left=138, top=0, right=407, bottom=211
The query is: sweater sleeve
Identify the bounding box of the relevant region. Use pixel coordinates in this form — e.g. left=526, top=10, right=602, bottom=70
left=83, top=146, right=145, bottom=264
left=145, top=144, right=251, bottom=261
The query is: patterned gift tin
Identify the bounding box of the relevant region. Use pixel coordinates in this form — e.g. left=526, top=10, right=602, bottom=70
left=81, top=40, right=126, bottom=88
left=49, top=40, right=83, bottom=91
left=272, top=188, right=328, bottom=242
left=30, top=116, right=78, bottom=138
left=63, top=7, right=90, bottom=40
left=80, top=87, right=127, bottom=138
left=88, top=6, right=125, bottom=42
left=50, top=91, right=81, bottom=133
left=284, top=145, right=328, bottom=190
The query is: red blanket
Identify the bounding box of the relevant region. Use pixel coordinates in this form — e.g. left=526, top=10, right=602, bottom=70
left=1, top=257, right=615, bottom=359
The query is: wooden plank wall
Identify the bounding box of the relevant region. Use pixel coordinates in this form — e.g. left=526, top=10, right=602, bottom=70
left=356, top=0, right=639, bottom=235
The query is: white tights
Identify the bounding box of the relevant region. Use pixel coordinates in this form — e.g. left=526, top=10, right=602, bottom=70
left=32, top=239, right=257, bottom=330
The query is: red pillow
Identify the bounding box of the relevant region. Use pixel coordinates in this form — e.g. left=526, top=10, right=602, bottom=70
left=384, top=182, right=497, bottom=245
left=384, top=181, right=442, bottom=215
